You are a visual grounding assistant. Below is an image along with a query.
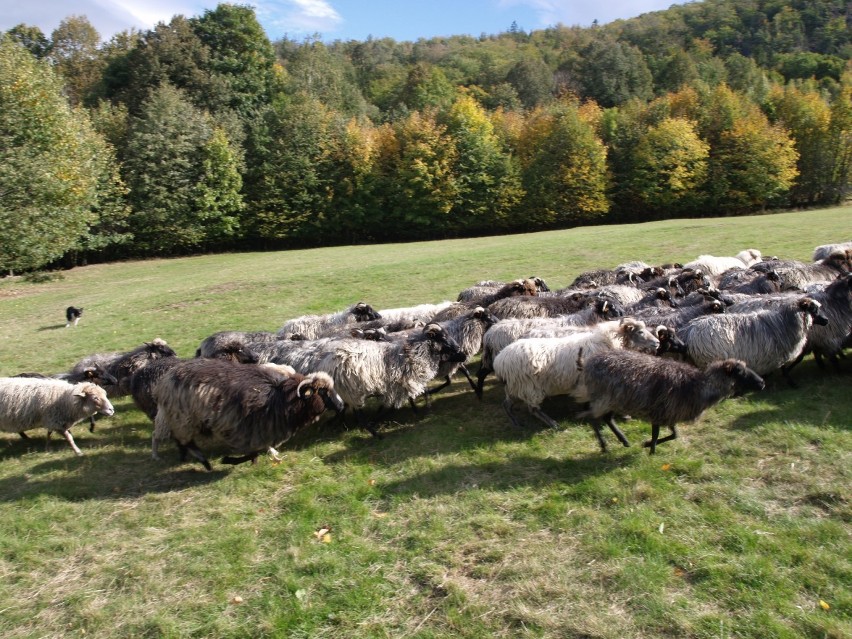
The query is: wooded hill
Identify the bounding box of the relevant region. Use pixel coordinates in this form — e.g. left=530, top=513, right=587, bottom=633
left=1, top=0, right=850, bottom=272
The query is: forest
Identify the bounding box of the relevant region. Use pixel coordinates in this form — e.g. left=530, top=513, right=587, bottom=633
left=1, top=0, right=850, bottom=272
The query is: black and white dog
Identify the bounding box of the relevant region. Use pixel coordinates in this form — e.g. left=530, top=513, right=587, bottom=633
left=66, top=306, right=83, bottom=327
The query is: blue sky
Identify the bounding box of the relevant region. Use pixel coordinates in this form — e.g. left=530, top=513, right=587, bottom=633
left=1, top=0, right=686, bottom=43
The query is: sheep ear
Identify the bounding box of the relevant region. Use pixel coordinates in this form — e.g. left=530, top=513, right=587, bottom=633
left=72, top=386, right=87, bottom=398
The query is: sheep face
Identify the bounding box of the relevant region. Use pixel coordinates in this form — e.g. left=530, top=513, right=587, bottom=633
left=798, top=297, right=829, bottom=326
left=352, top=303, right=381, bottom=322
left=654, top=326, right=687, bottom=355
left=594, top=299, right=624, bottom=320
left=717, top=359, right=766, bottom=395
left=297, top=372, right=345, bottom=414
left=75, top=383, right=115, bottom=417
left=81, top=365, right=119, bottom=387
left=531, top=277, right=550, bottom=293
left=147, top=338, right=178, bottom=359
left=215, top=342, right=260, bottom=364
left=423, top=324, right=466, bottom=363
left=471, top=306, right=500, bottom=328
left=619, top=319, right=660, bottom=354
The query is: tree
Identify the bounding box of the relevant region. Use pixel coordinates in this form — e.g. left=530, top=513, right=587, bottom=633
left=5, top=24, right=49, bottom=58
left=579, top=38, right=653, bottom=108
left=49, top=16, right=104, bottom=106
left=241, top=95, right=336, bottom=245
left=517, top=101, right=609, bottom=228
left=397, top=62, right=456, bottom=112
left=0, top=37, right=123, bottom=272
left=123, top=84, right=242, bottom=254
left=442, top=94, right=523, bottom=233
left=627, top=117, right=709, bottom=214
left=505, top=57, right=553, bottom=109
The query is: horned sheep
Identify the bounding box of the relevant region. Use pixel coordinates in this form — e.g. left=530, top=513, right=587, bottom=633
left=68, top=338, right=177, bottom=397
left=577, top=351, right=765, bottom=453
left=277, top=302, right=381, bottom=340
left=679, top=296, right=829, bottom=385
left=151, top=360, right=343, bottom=470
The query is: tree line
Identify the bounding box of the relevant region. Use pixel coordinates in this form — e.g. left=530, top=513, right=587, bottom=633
left=1, top=0, right=850, bottom=273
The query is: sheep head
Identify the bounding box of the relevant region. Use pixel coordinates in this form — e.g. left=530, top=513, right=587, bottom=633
left=618, top=318, right=660, bottom=354
left=352, top=302, right=381, bottom=322
left=297, top=372, right=345, bottom=414
left=423, top=323, right=466, bottom=363
left=717, top=359, right=765, bottom=395
left=74, top=382, right=115, bottom=416
left=797, top=297, right=829, bottom=326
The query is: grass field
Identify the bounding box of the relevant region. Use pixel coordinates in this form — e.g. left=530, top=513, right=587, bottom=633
left=0, top=208, right=849, bottom=638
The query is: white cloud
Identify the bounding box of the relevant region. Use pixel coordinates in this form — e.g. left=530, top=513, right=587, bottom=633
left=255, top=0, right=343, bottom=38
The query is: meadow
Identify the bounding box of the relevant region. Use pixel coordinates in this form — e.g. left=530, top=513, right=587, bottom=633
left=0, top=207, right=849, bottom=638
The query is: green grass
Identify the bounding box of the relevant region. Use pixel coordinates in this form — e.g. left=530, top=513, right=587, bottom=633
left=0, top=207, right=849, bottom=638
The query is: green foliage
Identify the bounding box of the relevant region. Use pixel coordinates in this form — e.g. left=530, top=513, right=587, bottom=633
left=48, top=16, right=104, bottom=107
left=0, top=37, right=119, bottom=273
left=4, top=23, right=50, bottom=58
left=627, top=117, right=710, bottom=214
left=518, top=101, right=609, bottom=227
left=578, top=38, right=654, bottom=108
left=123, top=83, right=242, bottom=254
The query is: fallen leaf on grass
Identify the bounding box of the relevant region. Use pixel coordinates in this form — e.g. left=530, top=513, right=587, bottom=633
left=314, top=526, right=332, bottom=543
left=660, top=463, right=672, bottom=471
left=819, top=600, right=830, bottom=611
left=231, top=595, right=243, bottom=605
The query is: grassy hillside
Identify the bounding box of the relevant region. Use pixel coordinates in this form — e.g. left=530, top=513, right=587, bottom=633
left=0, top=208, right=849, bottom=638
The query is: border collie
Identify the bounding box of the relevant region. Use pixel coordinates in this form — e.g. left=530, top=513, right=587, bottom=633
left=66, top=306, right=83, bottom=327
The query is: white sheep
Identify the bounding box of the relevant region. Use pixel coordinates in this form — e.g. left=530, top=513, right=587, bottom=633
left=493, top=318, right=661, bottom=430
left=682, top=249, right=762, bottom=276
left=0, top=378, right=114, bottom=455
left=277, top=302, right=381, bottom=339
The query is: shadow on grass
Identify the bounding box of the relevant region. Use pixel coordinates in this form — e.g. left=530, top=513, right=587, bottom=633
left=0, top=447, right=228, bottom=502
left=378, top=451, right=628, bottom=498
left=36, top=324, right=68, bottom=331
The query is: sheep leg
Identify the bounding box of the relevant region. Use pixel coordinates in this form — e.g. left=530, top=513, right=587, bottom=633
left=501, top=397, right=526, bottom=429
left=183, top=440, right=212, bottom=471
left=267, top=447, right=283, bottom=461
left=530, top=406, right=560, bottom=430
left=89, top=416, right=96, bottom=433
left=590, top=420, right=609, bottom=452
left=221, top=451, right=261, bottom=466
left=780, top=365, right=799, bottom=388
left=18, top=431, right=30, bottom=440
left=426, top=375, right=452, bottom=396
left=355, top=408, right=383, bottom=439
left=643, top=424, right=678, bottom=454
left=458, top=365, right=480, bottom=396
left=61, top=429, right=83, bottom=456
left=605, top=414, right=631, bottom=447
left=475, top=366, right=492, bottom=400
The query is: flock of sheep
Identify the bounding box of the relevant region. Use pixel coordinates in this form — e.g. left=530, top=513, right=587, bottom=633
left=1, top=239, right=850, bottom=468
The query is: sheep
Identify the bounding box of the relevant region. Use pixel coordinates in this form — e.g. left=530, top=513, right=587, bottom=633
left=423, top=306, right=499, bottom=397
left=630, top=299, right=726, bottom=331
left=493, top=318, right=661, bottom=430
left=642, top=268, right=712, bottom=298
left=487, top=292, right=595, bottom=320
left=264, top=323, right=465, bottom=436
left=18, top=363, right=119, bottom=433
left=623, top=287, right=679, bottom=313
left=277, top=302, right=381, bottom=340
left=682, top=249, right=762, bottom=276
left=475, top=298, right=625, bottom=395
left=432, top=278, right=538, bottom=321
left=0, top=378, right=114, bottom=455
left=577, top=351, right=765, bottom=453
left=68, top=338, right=178, bottom=397
left=717, top=269, right=786, bottom=295
left=722, top=274, right=852, bottom=370
left=813, top=241, right=852, bottom=262
left=374, top=301, right=454, bottom=326
left=151, top=360, right=344, bottom=470
left=130, top=343, right=262, bottom=423
left=679, top=296, right=829, bottom=386
left=196, top=330, right=280, bottom=358
left=457, top=276, right=550, bottom=303
left=750, top=251, right=850, bottom=289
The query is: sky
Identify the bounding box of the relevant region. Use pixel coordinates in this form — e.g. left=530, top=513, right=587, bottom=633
left=1, top=1, right=687, bottom=44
